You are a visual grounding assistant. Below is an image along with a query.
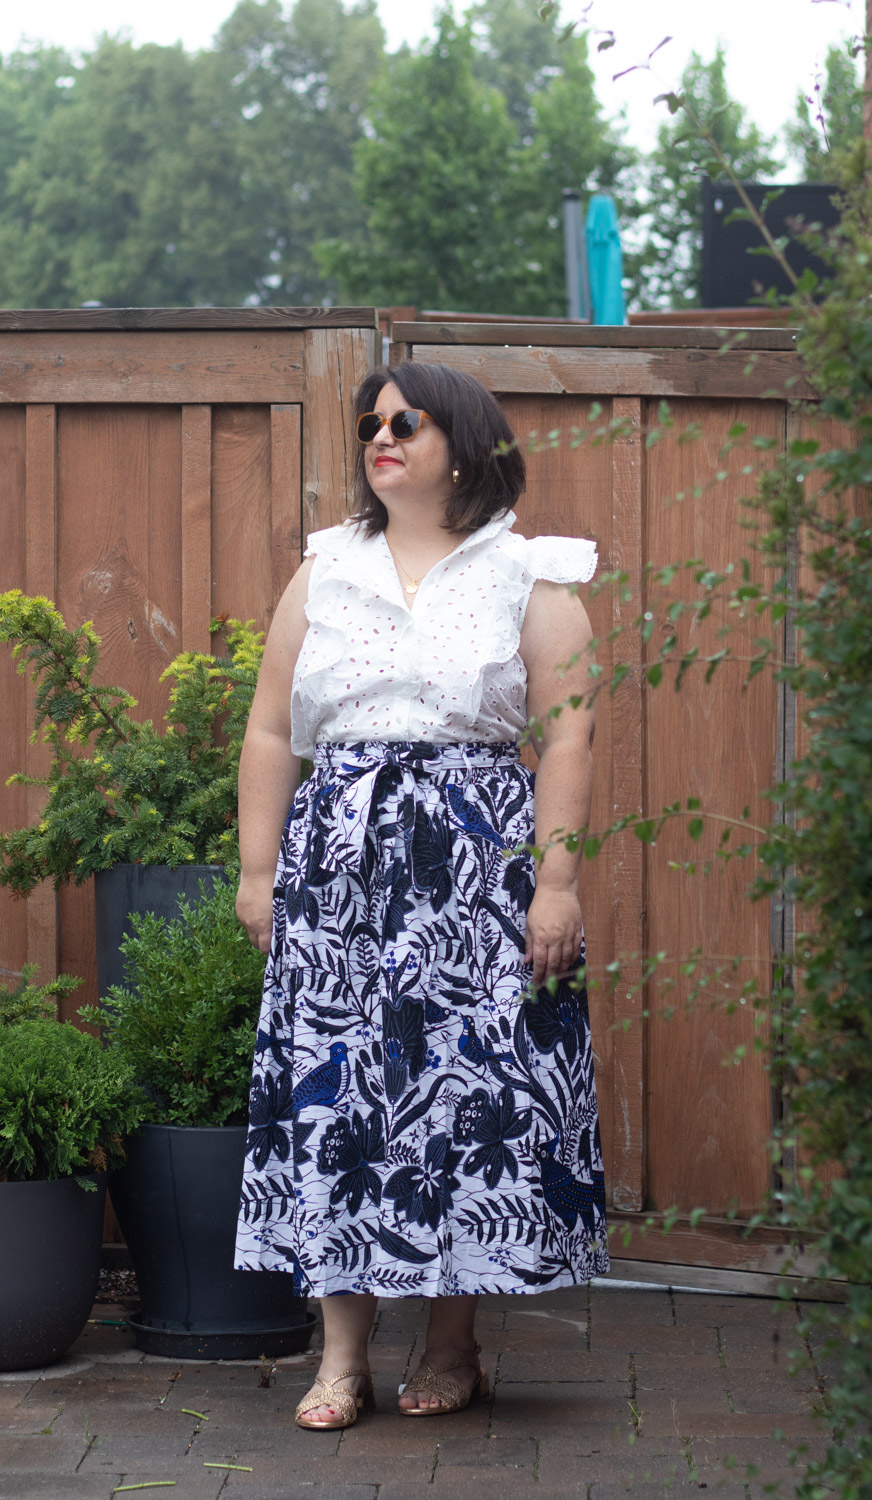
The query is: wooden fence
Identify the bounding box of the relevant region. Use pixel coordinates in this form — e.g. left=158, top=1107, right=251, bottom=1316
left=391, top=322, right=824, bottom=1290
left=0, top=311, right=827, bottom=1287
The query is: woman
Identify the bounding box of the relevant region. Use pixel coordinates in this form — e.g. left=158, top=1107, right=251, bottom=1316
left=234, top=362, right=608, bottom=1429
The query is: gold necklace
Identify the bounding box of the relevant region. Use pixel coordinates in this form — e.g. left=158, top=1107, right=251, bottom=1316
left=388, top=545, right=422, bottom=595
left=386, top=533, right=466, bottom=596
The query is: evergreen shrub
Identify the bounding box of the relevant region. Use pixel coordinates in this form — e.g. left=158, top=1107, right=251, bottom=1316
left=0, top=598, right=263, bottom=891
left=82, top=877, right=267, bottom=1129
left=0, top=1014, right=145, bottom=1183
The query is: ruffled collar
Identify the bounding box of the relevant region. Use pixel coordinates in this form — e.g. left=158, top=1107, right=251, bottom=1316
left=358, top=510, right=518, bottom=613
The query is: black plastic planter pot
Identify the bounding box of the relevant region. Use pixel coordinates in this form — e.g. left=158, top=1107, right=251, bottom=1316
left=94, top=863, right=227, bottom=1000
left=110, top=1124, right=315, bottom=1360
left=0, top=1175, right=106, bottom=1371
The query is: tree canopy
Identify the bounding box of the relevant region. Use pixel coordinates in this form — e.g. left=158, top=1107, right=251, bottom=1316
left=319, top=7, right=630, bottom=314
left=785, top=43, right=864, bottom=181
left=0, top=0, right=856, bottom=313
left=632, top=47, right=781, bottom=309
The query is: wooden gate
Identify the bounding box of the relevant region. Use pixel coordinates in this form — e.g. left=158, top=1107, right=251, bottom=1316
left=0, top=307, right=378, bottom=1018
left=392, top=323, right=823, bottom=1292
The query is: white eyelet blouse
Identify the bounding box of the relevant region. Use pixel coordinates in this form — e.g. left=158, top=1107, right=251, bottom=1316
left=290, top=509, right=598, bottom=757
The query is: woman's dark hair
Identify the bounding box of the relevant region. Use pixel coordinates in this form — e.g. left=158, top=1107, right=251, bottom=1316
left=351, top=363, right=526, bottom=536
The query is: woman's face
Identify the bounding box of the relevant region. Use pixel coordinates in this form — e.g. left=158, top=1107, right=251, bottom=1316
left=363, top=381, right=453, bottom=512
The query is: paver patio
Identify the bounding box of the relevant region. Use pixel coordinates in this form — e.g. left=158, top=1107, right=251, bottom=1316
left=0, top=1281, right=832, bottom=1499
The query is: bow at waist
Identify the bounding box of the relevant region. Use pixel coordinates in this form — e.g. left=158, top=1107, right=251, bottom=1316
left=302, top=740, right=520, bottom=876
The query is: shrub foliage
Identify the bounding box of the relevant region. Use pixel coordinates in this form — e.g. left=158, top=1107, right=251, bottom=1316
left=0, top=599, right=263, bottom=890
left=83, top=878, right=267, bottom=1129
left=0, top=1015, right=145, bottom=1182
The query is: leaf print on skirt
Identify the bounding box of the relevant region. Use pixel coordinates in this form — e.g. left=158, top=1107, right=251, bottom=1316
left=235, top=741, right=609, bottom=1297
left=317, top=1109, right=386, bottom=1216
left=246, top=1070, right=294, bottom=1171
left=385, top=1133, right=463, bottom=1231
left=454, top=1084, right=532, bottom=1191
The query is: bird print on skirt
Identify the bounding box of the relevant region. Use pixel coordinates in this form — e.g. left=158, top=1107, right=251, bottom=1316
left=235, top=741, right=609, bottom=1297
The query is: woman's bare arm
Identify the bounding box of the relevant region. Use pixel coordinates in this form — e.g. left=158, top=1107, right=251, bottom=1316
left=519, top=578, right=596, bottom=986
left=236, top=557, right=314, bottom=952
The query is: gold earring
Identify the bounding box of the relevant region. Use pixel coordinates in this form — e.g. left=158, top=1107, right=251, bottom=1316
left=452, top=467, right=460, bottom=485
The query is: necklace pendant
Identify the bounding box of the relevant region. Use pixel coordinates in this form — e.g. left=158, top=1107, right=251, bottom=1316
left=404, top=581, right=419, bottom=595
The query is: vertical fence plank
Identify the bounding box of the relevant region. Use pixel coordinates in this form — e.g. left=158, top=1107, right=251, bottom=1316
left=181, top=405, right=212, bottom=653
left=0, top=409, right=28, bottom=981
left=609, top=396, right=646, bottom=1212
left=24, top=405, right=59, bottom=982
left=643, top=399, right=777, bottom=1215
left=270, top=404, right=303, bottom=608
left=303, top=328, right=379, bottom=539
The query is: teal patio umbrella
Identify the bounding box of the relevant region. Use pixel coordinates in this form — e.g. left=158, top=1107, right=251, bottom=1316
left=585, top=192, right=626, bottom=325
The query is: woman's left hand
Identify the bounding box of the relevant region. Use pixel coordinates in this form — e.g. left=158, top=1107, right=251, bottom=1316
left=524, top=886, right=583, bottom=988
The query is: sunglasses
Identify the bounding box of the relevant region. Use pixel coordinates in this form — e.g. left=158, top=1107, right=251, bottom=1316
left=356, top=409, right=433, bottom=444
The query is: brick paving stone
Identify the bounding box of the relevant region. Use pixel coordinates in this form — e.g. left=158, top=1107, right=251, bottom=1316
left=497, top=1349, right=629, bottom=1384
left=311, top=1451, right=436, bottom=1486
left=429, top=1430, right=535, bottom=1469
left=590, top=1290, right=675, bottom=1323
left=428, top=1470, right=542, bottom=1499
left=3, top=1287, right=838, bottom=1500
left=500, top=1320, right=591, bottom=1351
left=0, top=1404, right=67, bottom=1433
left=691, top=1426, right=830, bottom=1469
left=516, top=1287, right=590, bottom=1311
left=78, top=1431, right=201, bottom=1473
left=632, top=1350, right=725, bottom=1383
left=725, top=1374, right=821, bottom=1417
left=0, top=1477, right=120, bottom=1500
left=491, top=1379, right=632, bottom=1434
left=538, top=1442, right=691, bottom=1487
left=716, top=1318, right=803, bottom=1359
left=336, top=1417, right=439, bottom=1457
left=215, top=1446, right=432, bottom=1486
left=673, top=1294, right=796, bottom=1325
left=586, top=1485, right=702, bottom=1498
left=0, top=1434, right=91, bottom=1472
left=634, top=1387, right=735, bottom=1433
left=223, top=1485, right=378, bottom=1500
left=590, top=1327, right=718, bottom=1357
left=59, top=1408, right=205, bottom=1443
left=674, top=1411, right=822, bottom=1441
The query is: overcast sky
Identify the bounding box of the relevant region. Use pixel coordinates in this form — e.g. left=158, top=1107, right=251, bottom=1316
left=0, top=0, right=861, bottom=161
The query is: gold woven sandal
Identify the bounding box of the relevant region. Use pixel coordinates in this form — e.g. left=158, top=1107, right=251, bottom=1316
left=398, top=1342, right=489, bottom=1417
left=295, top=1366, right=375, bottom=1430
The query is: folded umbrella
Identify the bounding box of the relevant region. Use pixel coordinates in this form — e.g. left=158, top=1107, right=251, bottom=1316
left=585, top=192, right=626, bottom=325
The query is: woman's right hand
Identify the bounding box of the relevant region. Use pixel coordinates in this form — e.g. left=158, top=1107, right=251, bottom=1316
left=236, top=874, right=275, bottom=953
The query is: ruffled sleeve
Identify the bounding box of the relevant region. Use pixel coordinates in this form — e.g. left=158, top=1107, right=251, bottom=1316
left=515, top=533, right=598, bottom=585
left=303, top=519, right=357, bottom=564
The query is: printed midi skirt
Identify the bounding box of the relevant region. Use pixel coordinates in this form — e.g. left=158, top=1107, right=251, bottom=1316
left=235, top=741, right=609, bottom=1296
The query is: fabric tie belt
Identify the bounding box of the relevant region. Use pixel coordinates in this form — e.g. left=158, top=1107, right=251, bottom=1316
left=305, top=740, right=521, bottom=877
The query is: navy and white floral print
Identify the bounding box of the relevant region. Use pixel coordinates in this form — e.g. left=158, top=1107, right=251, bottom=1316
left=235, top=741, right=609, bottom=1296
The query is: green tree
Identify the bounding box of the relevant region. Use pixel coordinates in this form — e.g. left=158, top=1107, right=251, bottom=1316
left=467, top=0, right=566, bottom=131
left=785, top=42, right=863, bottom=180
left=0, top=37, right=249, bottom=307
left=0, top=0, right=386, bottom=308
left=0, top=46, right=75, bottom=238
left=322, top=4, right=632, bottom=315
left=633, top=47, right=780, bottom=309
left=210, top=0, right=386, bottom=304
left=318, top=10, right=522, bottom=310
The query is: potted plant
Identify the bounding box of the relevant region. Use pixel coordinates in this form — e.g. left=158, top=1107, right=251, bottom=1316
left=0, top=592, right=263, bottom=994
left=83, top=878, right=315, bottom=1360
left=0, top=967, right=146, bottom=1371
